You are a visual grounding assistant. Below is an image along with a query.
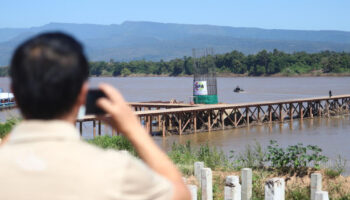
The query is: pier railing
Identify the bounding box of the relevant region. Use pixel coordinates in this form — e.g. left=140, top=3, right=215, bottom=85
left=77, top=95, right=350, bottom=137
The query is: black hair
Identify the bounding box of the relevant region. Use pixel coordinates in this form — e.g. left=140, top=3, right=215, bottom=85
left=10, top=32, right=89, bottom=119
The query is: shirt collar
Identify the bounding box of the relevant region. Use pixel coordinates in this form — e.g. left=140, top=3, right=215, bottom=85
left=8, top=120, right=80, bottom=144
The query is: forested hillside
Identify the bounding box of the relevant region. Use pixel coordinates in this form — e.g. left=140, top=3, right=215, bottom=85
left=1, top=21, right=350, bottom=65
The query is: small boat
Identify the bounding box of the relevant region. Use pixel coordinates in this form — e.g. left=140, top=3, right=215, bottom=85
left=0, top=89, right=15, bottom=107
left=233, top=86, right=244, bottom=93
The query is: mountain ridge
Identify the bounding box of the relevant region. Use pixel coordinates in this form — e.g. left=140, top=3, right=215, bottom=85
left=0, top=21, right=350, bottom=65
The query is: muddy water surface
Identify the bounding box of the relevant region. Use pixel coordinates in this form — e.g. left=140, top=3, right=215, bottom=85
left=0, top=77, right=350, bottom=169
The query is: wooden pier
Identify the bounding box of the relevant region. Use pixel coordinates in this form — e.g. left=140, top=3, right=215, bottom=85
left=77, top=95, right=350, bottom=137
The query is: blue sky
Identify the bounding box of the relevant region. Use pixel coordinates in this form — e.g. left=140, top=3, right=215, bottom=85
left=1, top=0, right=349, bottom=31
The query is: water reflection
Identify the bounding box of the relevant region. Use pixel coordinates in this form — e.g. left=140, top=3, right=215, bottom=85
left=154, top=115, right=350, bottom=163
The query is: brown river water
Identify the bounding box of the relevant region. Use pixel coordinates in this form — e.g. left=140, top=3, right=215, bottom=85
left=1, top=76, right=350, bottom=170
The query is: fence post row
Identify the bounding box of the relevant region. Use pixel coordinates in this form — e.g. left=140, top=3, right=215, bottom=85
left=189, top=165, right=329, bottom=200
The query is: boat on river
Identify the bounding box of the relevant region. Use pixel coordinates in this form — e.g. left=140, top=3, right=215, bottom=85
left=0, top=90, right=15, bottom=108
left=233, top=86, right=244, bottom=93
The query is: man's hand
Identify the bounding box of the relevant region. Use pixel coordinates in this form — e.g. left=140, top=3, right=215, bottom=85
left=97, top=83, right=143, bottom=137
left=96, top=83, right=191, bottom=200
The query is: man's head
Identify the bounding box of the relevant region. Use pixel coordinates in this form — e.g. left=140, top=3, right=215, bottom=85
left=10, top=32, right=89, bottom=120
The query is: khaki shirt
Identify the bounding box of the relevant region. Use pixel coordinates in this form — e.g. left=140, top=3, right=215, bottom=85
left=0, top=120, right=173, bottom=200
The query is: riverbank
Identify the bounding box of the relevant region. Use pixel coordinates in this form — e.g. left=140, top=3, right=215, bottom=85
left=89, top=71, right=350, bottom=78
left=89, top=136, right=350, bottom=199
left=2, top=68, right=350, bottom=78
left=1, top=118, right=350, bottom=199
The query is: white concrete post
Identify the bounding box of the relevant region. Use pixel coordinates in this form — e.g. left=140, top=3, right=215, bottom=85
left=224, top=176, right=241, bottom=200
left=315, top=191, right=329, bottom=200
left=201, top=167, right=213, bottom=200
left=264, top=178, right=285, bottom=200
left=194, top=161, right=204, bottom=186
left=187, top=184, right=198, bottom=200
left=241, top=168, right=252, bottom=200
left=311, top=173, right=322, bottom=200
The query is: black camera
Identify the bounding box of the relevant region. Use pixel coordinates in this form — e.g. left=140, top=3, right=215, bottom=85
left=85, top=89, right=106, bottom=115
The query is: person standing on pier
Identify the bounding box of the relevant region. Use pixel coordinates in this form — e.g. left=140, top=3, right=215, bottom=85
left=329, top=90, right=333, bottom=98
left=0, top=32, right=190, bottom=200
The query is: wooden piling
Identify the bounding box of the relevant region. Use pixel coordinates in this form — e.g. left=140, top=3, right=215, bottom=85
left=207, top=111, right=211, bottom=132
left=162, top=116, right=166, bottom=137
left=98, top=120, right=101, bottom=136
left=279, top=104, right=283, bottom=122
left=234, top=110, right=237, bottom=127
left=93, top=120, right=96, bottom=138
left=326, top=101, right=330, bottom=117
left=220, top=109, right=225, bottom=130
left=179, top=113, right=182, bottom=135
left=169, top=114, right=172, bottom=130
left=79, top=122, right=82, bottom=136
left=318, top=102, right=322, bottom=116
left=147, top=116, right=152, bottom=134
left=193, top=111, right=197, bottom=133
left=246, top=107, right=250, bottom=126
left=158, top=114, right=161, bottom=130
left=309, top=103, right=314, bottom=118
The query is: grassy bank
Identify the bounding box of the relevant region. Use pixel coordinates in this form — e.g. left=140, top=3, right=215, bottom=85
left=0, top=118, right=19, bottom=140
left=89, top=136, right=350, bottom=200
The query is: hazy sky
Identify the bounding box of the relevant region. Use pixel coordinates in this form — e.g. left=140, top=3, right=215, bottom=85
left=1, top=0, right=349, bottom=31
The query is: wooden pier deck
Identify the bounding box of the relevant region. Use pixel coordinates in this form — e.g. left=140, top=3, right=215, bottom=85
left=77, top=95, right=350, bottom=137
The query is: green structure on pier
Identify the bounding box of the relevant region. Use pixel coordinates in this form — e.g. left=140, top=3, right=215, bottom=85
left=193, top=48, right=218, bottom=104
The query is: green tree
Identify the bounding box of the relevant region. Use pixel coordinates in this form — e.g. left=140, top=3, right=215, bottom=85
left=121, top=67, right=131, bottom=77
left=183, top=56, right=193, bottom=75
left=170, top=59, right=184, bottom=76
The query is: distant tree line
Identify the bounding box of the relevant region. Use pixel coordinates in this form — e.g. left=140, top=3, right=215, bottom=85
left=89, top=49, right=350, bottom=76
left=1, top=49, right=350, bottom=77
